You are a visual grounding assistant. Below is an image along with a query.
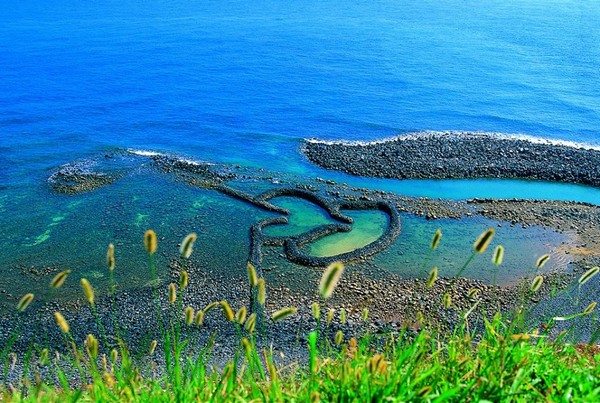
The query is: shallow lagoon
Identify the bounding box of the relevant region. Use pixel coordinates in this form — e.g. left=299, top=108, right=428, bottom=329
left=0, top=160, right=576, bottom=314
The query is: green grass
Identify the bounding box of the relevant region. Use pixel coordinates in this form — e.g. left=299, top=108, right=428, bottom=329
left=1, top=229, right=599, bottom=402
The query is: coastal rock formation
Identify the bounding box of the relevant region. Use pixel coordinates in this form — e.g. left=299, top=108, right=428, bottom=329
left=247, top=187, right=401, bottom=269
left=47, top=150, right=402, bottom=270
left=49, top=166, right=116, bottom=194
left=303, top=132, right=600, bottom=187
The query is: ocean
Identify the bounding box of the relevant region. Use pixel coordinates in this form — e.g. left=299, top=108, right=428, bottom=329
left=1, top=1, right=599, bottom=310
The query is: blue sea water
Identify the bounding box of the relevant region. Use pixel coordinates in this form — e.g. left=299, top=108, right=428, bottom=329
left=1, top=1, right=600, bottom=308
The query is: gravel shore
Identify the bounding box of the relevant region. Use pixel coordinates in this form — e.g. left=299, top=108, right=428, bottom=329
left=303, top=131, right=600, bottom=187
left=4, top=145, right=599, bottom=382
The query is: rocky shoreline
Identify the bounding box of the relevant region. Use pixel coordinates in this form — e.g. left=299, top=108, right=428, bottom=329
left=1, top=254, right=570, bottom=384
left=4, top=146, right=598, bottom=382
left=303, top=132, right=600, bottom=187
left=3, top=186, right=599, bottom=373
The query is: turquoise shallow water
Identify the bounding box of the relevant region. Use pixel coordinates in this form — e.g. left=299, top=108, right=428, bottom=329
left=1, top=1, right=599, bottom=311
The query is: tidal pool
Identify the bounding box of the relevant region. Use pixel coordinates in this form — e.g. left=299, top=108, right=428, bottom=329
left=262, top=196, right=389, bottom=258
left=0, top=170, right=576, bottom=314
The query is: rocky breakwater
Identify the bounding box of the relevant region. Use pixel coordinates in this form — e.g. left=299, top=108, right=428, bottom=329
left=303, top=132, right=600, bottom=187
left=249, top=187, right=401, bottom=269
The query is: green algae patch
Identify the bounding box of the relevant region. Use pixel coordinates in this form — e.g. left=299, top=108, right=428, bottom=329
left=25, top=229, right=52, bottom=247
left=135, top=213, right=149, bottom=227
left=308, top=210, right=388, bottom=257
left=262, top=197, right=334, bottom=238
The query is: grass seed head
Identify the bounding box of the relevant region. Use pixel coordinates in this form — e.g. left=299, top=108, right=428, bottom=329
left=493, top=245, right=504, bottom=266
left=271, top=307, right=297, bottom=322
left=335, top=330, right=343, bottom=345
left=257, top=279, right=266, bottom=305
left=531, top=275, right=544, bottom=292
left=203, top=301, right=219, bottom=313
left=110, top=349, right=119, bottom=363
left=221, top=300, right=234, bottom=321
left=362, top=307, right=369, bottom=322
left=184, top=306, right=194, bottom=325
left=536, top=254, right=550, bottom=269
left=179, top=233, right=197, bottom=259
left=235, top=306, right=247, bottom=324
left=50, top=270, right=71, bottom=289
left=194, top=310, right=204, bottom=326
left=268, top=362, right=277, bottom=382
left=245, top=313, right=257, bottom=333
left=431, top=229, right=442, bottom=250
left=80, top=278, right=95, bottom=305
left=168, top=283, right=177, bottom=304
left=474, top=228, right=495, bottom=254
left=578, top=266, right=599, bottom=285
left=417, top=386, right=433, bottom=398
left=416, top=311, right=424, bottom=324
left=426, top=267, right=438, bottom=288
left=39, top=348, right=49, bottom=365
left=510, top=334, right=531, bottom=341
left=367, top=354, right=384, bottom=374
left=326, top=308, right=335, bottom=324
left=54, top=312, right=69, bottom=333
left=467, top=288, right=480, bottom=299
left=312, top=302, right=321, bottom=320
left=247, top=263, right=258, bottom=287
left=149, top=340, right=158, bottom=355
left=85, top=334, right=98, bottom=359
left=144, top=230, right=157, bottom=255
left=583, top=301, right=597, bottom=315
left=340, top=308, right=347, bottom=324
left=16, top=293, right=34, bottom=312
left=179, top=270, right=189, bottom=289
left=241, top=338, right=252, bottom=356
left=443, top=293, right=452, bottom=309
left=107, top=243, right=115, bottom=271
left=319, top=261, right=344, bottom=299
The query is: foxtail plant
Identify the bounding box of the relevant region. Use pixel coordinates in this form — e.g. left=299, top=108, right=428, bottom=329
left=2, top=293, right=35, bottom=381
left=145, top=230, right=163, bottom=337
left=271, top=307, right=297, bottom=323
left=420, top=228, right=442, bottom=277
left=491, top=245, right=504, bottom=287
left=80, top=278, right=109, bottom=349
left=106, top=244, right=121, bottom=341
left=319, top=261, right=344, bottom=300
left=16, top=294, right=34, bottom=313
left=50, top=270, right=71, bottom=289
left=2, top=231, right=600, bottom=402
left=443, top=228, right=495, bottom=302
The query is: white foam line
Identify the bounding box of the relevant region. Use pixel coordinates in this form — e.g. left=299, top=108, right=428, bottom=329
left=180, top=158, right=202, bottom=166
left=306, top=131, right=600, bottom=151
left=127, top=148, right=214, bottom=166
left=127, top=149, right=166, bottom=157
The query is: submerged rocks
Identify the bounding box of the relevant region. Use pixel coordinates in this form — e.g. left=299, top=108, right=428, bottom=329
left=49, top=167, right=116, bottom=194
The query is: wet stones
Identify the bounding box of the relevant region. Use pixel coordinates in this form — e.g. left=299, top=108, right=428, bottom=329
left=49, top=167, right=116, bottom=194
left=250, top=187, right=402, bottom=268
left=303, top=132, right=600, bottom=187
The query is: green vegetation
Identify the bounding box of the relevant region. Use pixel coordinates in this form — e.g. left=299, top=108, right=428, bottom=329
left=1, top=229, right=599, bottom=402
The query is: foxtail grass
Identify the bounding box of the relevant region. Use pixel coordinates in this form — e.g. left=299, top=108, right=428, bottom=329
left=179, top=233, right=197, bottom=259
left=271, top=307, right=297, bottom=322
left=319, top=261, right=344, bottom=299
left=446, top=228, right=495, bottom=291
left=50, top=270, right=71, bottom=289
left=2, top=231, right=599, bottom=403
left=16, top=294, right=34, bottom=313
left=421, top=228, right=442, bottom=277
